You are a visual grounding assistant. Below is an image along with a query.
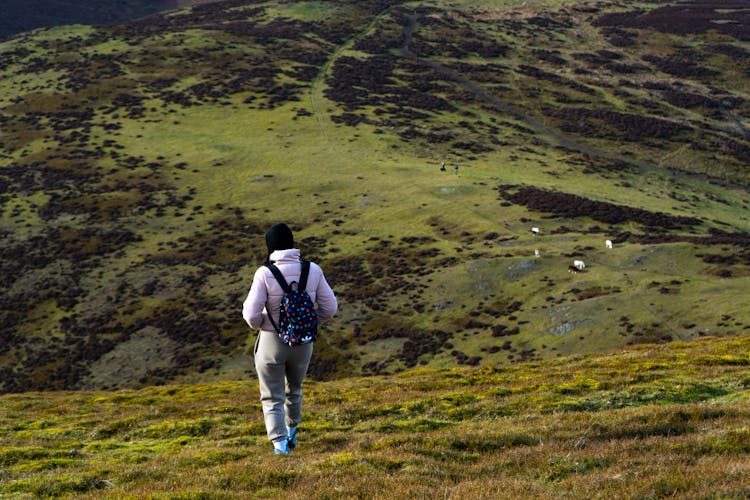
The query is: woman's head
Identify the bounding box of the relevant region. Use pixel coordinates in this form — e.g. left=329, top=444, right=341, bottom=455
left=265, top=223, right=294, bottom=261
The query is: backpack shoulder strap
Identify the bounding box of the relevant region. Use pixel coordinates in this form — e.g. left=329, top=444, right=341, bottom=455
left=298, top=260, right=310, bottom=291
left=265, top=263, right=292, bottom=293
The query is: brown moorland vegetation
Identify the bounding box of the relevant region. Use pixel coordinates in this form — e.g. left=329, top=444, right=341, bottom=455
left=0, top=0, right=748, bottom=392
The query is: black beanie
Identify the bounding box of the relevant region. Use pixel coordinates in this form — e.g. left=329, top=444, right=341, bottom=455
left=265, top=223, right=294, bottom=254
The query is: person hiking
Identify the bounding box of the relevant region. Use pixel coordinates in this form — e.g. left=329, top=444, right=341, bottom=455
left=242, top=223, right=338, bottom=455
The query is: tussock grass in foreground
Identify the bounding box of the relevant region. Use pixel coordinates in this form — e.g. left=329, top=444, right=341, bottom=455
left=1, top=335, right=750, bottom=498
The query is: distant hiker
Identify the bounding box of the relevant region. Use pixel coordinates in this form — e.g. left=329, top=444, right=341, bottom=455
left=242, top=223, right=338, bottom=455
left=454, top=165, right=459, bottom=175
left=440, top=162, right=446, bottom=172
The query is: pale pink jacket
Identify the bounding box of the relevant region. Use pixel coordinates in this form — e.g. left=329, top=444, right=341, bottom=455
left=242, top=248, right=338, bottom=332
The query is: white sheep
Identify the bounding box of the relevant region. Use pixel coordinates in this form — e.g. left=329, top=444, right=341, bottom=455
left=606, top=240, right=613, bottom=249
left=573, top=260, right=585, bottom=270
left=534, top=249, right=540, bottom=258
left=531, top=227, right=540, bottom=234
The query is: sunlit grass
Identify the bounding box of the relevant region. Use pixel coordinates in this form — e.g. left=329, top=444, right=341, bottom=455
left=1, top=335, right=749, bottom=497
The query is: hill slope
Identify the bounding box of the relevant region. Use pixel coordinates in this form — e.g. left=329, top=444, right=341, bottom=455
left=1, top=335, right=749, bottom=497
left=0, top=0, right=749, bottom=391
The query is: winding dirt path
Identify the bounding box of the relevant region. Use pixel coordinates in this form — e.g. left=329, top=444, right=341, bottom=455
left=398, top=13, right=645, bottom=169
left=306, top=7, right=746, bottom=192
left=308, top=4, right=398, bottom=143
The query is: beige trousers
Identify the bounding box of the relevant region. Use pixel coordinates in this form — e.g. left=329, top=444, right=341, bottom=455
left=254, top=330, right=314, bottom=443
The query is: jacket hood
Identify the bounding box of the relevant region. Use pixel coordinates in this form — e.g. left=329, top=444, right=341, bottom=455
left=269, top=248, right=301, bottom=263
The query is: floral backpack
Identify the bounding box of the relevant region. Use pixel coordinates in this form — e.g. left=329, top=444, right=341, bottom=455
left=265, top=260, right=318, bottom=347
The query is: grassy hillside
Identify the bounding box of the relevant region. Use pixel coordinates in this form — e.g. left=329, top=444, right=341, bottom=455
left=0, top=0, right=749, bottom=391
left=1, top=335, right=749, bottom=498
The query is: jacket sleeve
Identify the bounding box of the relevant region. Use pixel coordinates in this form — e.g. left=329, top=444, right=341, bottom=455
left=242, top=267, right=269, bottom=330
left=313, top=266, right=338, bottom=322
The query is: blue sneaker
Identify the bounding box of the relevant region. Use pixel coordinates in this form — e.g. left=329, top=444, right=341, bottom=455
left=287, top=426, right=298, bottom=451
left=273, top=439, right=289, bottom=455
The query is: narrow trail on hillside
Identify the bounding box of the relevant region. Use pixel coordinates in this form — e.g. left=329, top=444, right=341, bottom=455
left=397, top=14, right=593, bottom=157
left=396, top=14, right=711, bottom=184
left=308, top=8, right=746, bottom=193
left=309, top=5, right=398, bottom=144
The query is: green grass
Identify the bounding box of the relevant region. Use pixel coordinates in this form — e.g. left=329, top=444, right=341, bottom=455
left=0, top=0, right=749, bottom=391
left=1, top=335, right=749, bottom=498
